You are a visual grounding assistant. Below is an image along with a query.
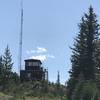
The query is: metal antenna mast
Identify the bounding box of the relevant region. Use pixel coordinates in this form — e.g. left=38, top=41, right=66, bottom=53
left=19, top=0, right=23, bottom=75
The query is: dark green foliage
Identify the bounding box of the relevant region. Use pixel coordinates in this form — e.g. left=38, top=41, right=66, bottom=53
left=67, top=6, right=100, bottom=100
left=72, top=80, right=100, bottom=100
left=3, top=45, right=13, bottom=73
left=67, top=78, right=77, bottom=100
left=0, top=56, right=3, bottom=74
left=72, top=79, right=84, bottom=100
left=0, top=45, right=20, bottom=92
left=2, top=45, right=13, bottom=90
left=0, top=56, right=4, bottom=86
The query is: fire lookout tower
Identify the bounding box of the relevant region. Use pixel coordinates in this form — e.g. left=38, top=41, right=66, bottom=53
left=20, top=59, right=46, bottom=81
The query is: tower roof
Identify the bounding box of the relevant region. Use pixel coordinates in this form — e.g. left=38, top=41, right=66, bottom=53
left=24, top=59, right=42, bottom=64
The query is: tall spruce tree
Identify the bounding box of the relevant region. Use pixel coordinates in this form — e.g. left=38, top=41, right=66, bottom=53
left=3, top=45, right=13, bottom=78
left=67, top=6, right=100, bottom=100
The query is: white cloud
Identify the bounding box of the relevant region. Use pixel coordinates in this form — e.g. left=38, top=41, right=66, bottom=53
left=37, top=47, right=47, bottom=53
left=30, top=54, right=55, bottom=61
left=26, top=50, right=35, bottom=54
left=26, top=47, right=47, bottom=54
left=27, top=46, right=55, bottom=61
left=47, top=54, right=55, bottom=59
left=30, top=55, right=47, bottom=61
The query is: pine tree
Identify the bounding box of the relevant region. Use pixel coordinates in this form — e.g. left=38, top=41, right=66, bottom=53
left=67, top=15, right=89, bottom=100
left=3, top=45, right=13, bottom=79
left=82, top=6, right=100, bottom=79
left=67, top=6, right=100, bottom=100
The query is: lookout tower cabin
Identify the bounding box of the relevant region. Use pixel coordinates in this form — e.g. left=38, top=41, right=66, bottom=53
left=20, top=59, right=45, bottom=81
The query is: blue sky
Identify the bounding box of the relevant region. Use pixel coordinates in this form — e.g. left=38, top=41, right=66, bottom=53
left=0, top=0, right=100, bottom=84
